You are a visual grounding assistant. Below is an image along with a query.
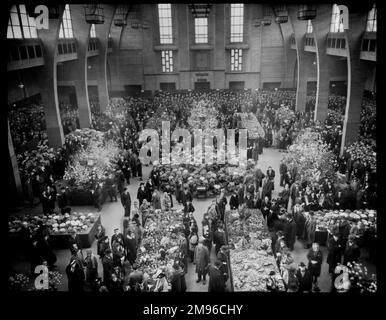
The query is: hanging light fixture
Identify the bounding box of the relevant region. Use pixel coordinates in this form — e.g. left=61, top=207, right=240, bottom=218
left=188, top=4, right=212, bottom=18
left=298, top=4, right=317, bottom=20
left=114, top=5, right=129, bottom=27
left=84, top=5, right=105, bottom=24
left=274, top=5, right=288, bottom=24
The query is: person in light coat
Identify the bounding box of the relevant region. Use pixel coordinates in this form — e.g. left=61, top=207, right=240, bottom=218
left=194, top=238, right=210, bottom=285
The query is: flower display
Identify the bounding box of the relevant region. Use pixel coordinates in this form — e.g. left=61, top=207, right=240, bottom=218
left=312, top=209, right=377, bottom=232
left=48, top=271, right=63, bottom=290
left=63, top=129, right=120, bottom=191
left=187, top=99, right=219, bottom=135
left=8, top=211, right=98, bottom=235
left=136, top=208, right=185, bottom=284
left=276, top=105, right=296, bottom=124
left=234, top=112, right=265, bottom=139
left=226, top=209, right=285, bottom=292
left=283, top=128, right=338, bottom=183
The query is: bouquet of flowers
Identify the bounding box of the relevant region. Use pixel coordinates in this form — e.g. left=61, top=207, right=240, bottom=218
left=276, top=105, right=295, bottom=124
left=48, top=271, right=63, bottom=290
left=234, top=113, right=265, bottom=139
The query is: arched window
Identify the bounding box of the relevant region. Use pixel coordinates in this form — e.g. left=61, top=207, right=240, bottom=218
left=7, top=5, right=38, bottom=39
left=366, top=4, right=376, bottom=32
left=330, top=4, right=344, bottom=33
left=59, top=4, right=74, bottom=38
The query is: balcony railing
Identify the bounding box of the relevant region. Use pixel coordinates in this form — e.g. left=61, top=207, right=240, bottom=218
left=360, top=32, right=376, bottom=62
left=326, top=32, right=347, bottom=57
left=7, top=39, right=44, bottom=71
left=87, top=38, right=99, bottom=57
left=57, top=38, right=78, bottom=62
left=304, top=33, right=316, bottom=53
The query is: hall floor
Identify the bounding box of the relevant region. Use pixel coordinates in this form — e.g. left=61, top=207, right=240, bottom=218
left=9, top=147, right=374, bottom=292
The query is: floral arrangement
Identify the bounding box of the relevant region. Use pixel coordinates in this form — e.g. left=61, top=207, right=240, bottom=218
left=187, top=100, right=219, bottom=135
left=283, top=128, right=338, bottom=183
left=8, top=273, right=30, bottom=291
left=63, top=130, right=120, bottom=191
left=276, top=105, right=296, bottom=124
left=312, top=209, right=377, bottom=232
left=136, top=208, right=185, bottom=283
left=345, top=139, right=376, bottom=171
left=157, top=163, right=251, bottom=195
left=346, top=262, right=377, bottom=293
left=226, top=209, right=285, bottom=292
left=8, top=211, right=98, bottom=235
left=234, top=112, right=265, bottom=139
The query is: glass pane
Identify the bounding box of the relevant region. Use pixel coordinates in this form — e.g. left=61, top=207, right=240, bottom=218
left=27, top=46, right=35, bottom=58
left=19, top=46, right=28, bottom=59
left=35, top=45, right=42, bottom=57
left=11, top=46, right=20, bottom=60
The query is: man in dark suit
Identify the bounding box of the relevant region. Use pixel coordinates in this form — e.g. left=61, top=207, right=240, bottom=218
left=121, top=187, right=131, bottom=217
left=229, top=192, right=239, bottom=210
left=260, top=196, right=271, bottom=220
left=213, top=224, right=226, bottom=255
left=261, top=176, right=274, bottom=200
left=111, top=228, right=125, bottom=247
left=279, top=160, right=287, bottom=187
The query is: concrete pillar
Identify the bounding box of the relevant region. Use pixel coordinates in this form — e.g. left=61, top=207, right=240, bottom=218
left=276, top=11, right=297, bottom=88
left=340, top=12, right=372, bottom=155
left=313, top=5, right=334, bottom=122
left=8, top=121, right=23, bottom=206
left=69, top=5, right=92, bottom=128
left=36, top=6, right=65, bottom=148
left=95, top=5, right=116, bottom=112
left=288, top=5, right=314, bottom=113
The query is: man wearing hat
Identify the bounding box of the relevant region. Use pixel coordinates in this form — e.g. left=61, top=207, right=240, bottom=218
left=295, top=262, right=313, bottom=293
left=213, top=223, right=226, bottom=256
left=194, top=237, right=210, bottom=285
left=84, top=249, right=98, bottom=286
left=128, top=263, right=144, bottom=292
left=170, top=262, right=187, bottom=292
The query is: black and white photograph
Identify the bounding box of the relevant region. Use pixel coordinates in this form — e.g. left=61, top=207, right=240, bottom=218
left=5, top=1, right=379, bottom=304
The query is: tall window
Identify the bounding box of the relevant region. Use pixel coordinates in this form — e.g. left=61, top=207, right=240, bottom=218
left=59, top=4, right=74, bottom=38
left=306, top=20, right=313, bottom=33
left=366, top=4, right=376, bottom=32
left=194, top=18, right=208, bottom=43
left=230, top=4, right=244, bottom=43
left=161, top=50, right=173, bottom=72
left=330, top=4, right=344, bottom=33
left=158, top=4, right=173, bottom=44
left=231, top=49, right=242, bottom=71
left=7, top=5, right=38, bottom=39
left=90, top=24, right=96, bottom=38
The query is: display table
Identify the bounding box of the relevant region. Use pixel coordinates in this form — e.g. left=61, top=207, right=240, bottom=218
left=50, top=214, right=101, bottom=249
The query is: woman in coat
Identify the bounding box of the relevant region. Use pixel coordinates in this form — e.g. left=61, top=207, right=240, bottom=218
left=194, top=239, right=210, bottom=284
left=188, top=231, right=198, bottom=263
left=84, top=249, right=98, bottom=285
left=170, top=263, right=186, bottom=292
left=307, top=242, right=323, bottom=289
left=304, top=211, right=316, bottom=249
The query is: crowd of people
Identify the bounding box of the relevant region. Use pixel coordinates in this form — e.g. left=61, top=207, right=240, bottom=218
left=9, top=88, right=376, bottom=292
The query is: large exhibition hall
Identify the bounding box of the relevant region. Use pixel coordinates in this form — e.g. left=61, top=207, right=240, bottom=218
left=7, top=3, right=377, bottom=293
